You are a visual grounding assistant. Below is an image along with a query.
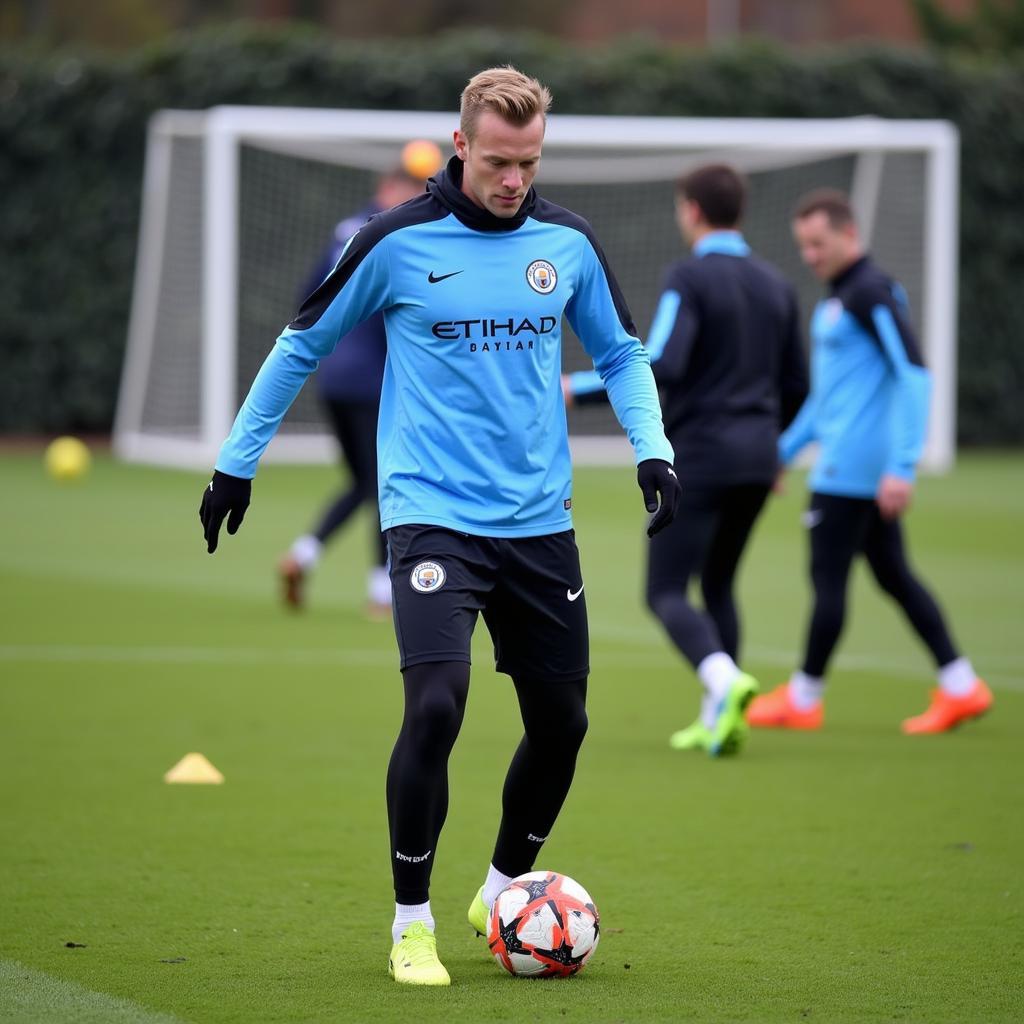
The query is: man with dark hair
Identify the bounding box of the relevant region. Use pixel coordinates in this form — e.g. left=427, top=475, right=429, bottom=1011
left=565, top=163, right=808, bottom=756
left=746, top=188, right=991, bottom=733
left=198, top=65, right=679, bottom=985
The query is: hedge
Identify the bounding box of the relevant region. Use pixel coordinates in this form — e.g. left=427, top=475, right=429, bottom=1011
left=1, top=26, right=1022, bottom=442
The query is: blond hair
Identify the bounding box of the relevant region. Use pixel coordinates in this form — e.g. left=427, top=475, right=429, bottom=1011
left=459, top=65, right=552, bottom=140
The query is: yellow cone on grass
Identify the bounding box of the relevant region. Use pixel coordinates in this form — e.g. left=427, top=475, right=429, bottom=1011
left=164, top=752, right=224, bottom=785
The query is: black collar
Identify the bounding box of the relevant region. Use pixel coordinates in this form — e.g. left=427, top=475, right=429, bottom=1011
left=427, top=155, right=537, bottom=233
left=829, top=254, right=870, bottom=292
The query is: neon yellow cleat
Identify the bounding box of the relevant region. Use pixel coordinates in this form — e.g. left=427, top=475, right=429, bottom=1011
left=707, top=673, right=759, bottom=757
left=388, top=922, right=451, bottom=986
left=467, top=885, right=490, bottom=937
left=668, top=717, right=711, bottom=752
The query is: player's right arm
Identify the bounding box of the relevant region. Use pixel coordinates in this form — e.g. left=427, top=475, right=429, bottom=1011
left=199, top=227, right=392, bottom=553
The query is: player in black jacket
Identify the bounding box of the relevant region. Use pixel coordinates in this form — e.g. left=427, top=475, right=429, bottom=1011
left=566, top=164, right=808, bottom=756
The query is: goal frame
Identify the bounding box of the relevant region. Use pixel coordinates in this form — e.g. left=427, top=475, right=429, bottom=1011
left=114, top=106, right=959, bottom=471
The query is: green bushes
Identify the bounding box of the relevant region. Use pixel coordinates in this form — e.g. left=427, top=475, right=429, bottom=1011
left=1, top=27, right=1021, bottom=441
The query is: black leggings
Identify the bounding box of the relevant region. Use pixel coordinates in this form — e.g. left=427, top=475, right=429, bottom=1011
left=646, top=482, right=771, bottom=668
left=385, top=662, right=588, bottom=905
left=311, top=398, right=386, bottom=566
left=802, top=492, right=959, bottom=677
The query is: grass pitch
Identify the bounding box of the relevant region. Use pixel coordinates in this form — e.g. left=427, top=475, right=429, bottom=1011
left=0, top=450, right=1021, bottom=1023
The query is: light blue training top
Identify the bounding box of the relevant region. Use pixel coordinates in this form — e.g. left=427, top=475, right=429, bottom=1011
left=779, top=255, right=931, bottom=498
left=217, top=158, right=673, bottom=537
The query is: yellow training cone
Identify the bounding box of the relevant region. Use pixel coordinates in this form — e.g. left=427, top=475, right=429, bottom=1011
left=164, top=752, right=224, bottom=785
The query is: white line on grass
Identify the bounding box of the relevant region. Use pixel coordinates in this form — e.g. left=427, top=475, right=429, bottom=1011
left=0, top=959, right=189, bottom=1024
left=0, top=643, right=1021, bottom=691
left=0, top=644, right=394, bottom=666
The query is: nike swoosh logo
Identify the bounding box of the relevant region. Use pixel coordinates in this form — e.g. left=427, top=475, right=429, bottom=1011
left=428, top=270, right=463, bottom=284
left=567, top=585, right=584, bottom=602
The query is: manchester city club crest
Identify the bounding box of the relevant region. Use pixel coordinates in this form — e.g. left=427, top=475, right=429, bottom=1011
left=410, top=560, right=446, bottom=594
left=526, top=259, right=557, bottom=295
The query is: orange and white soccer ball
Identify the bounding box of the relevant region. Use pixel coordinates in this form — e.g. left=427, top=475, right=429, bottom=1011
left=488, top=870, right=600, bottom=978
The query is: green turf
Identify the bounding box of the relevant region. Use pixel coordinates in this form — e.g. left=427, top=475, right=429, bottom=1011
left=1, top=450, right=1022, bottom=1023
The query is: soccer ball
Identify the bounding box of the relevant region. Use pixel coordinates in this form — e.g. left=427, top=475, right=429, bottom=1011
left=44, top=436, right=91, bottom=482
left=488, top=870, right=600, bottom=978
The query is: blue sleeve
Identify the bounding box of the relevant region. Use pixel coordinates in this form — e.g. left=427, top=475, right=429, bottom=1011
left=567, top=288, right=682, bottom=401
left=647, top=276, right=699, bottom=387
left=565, top=238, right=674, bottom=465
left=870, top=305, right=931, bottom=480
left=216, top=230, right=392, bottom=478
left=846, top=279, right=930, bottom=481
left=568, top=277, right=689, bottom=399
left=778, top=391, right=818, bottom=466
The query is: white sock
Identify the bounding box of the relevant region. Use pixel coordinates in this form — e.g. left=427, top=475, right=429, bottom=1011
left=482, top=864, right=516, bottom=910
left=789, top=671, right=825, bottom=710
left=697, top=652, right=740, bottom=728
left=368, top=565, right=392, bottom=606
left=290, top=534, right=322, bottom=570
left=699, top=693, right=719, bottom=730
left=938, top=657, right=977, bottom=697
left=392, top=901, right=433, bottom=944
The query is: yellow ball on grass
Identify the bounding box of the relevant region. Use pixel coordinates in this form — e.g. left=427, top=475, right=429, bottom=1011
left=45, top=436, right=91, bottom=482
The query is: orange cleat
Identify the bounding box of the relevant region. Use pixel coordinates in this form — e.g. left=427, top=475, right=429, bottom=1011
left=901, top=679, right=993, bottom=735
left=277, top=555, right=305, bottom=609
left=745, top=683, right=824, bottom=730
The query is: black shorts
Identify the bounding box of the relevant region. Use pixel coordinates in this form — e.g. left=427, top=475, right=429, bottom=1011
left=386, top=525, right=589, bottom=682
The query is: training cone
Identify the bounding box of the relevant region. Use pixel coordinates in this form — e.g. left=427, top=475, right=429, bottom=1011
left=163, top=752, right=224, bottom=785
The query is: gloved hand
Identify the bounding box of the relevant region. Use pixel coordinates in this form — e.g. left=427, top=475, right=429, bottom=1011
left=199, top=470, right=251, bottom=554
left=637, top=459, right=680, bottom=538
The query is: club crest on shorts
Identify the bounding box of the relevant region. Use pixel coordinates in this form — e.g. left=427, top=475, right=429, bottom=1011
left=526, top=259, right=557, bottom=294
left=410, top=560, right=446, bottom=594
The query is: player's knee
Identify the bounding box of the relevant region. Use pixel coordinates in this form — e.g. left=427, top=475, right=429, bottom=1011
left=871, top=562, right=914, bottom=599
left=646, top=584, right=684, bottom=621
left=411, top=689, right=464, bottom=749
left=404, top=663, right=468, bottom=749
left=522, top=688, right=588, bottom=753
left=563, top=702, right=589, bottom=751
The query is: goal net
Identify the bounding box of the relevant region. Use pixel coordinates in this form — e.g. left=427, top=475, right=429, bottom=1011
left=114, top=107, right=958, bottom=470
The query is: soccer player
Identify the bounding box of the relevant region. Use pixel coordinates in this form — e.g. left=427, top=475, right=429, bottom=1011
left=277, top=145, right=443, bottom=615
left=198, top=66, right=679, bottom=985
left=746, top=189, right=991, bottom=734
left=564, top=164, right=808, bottom=757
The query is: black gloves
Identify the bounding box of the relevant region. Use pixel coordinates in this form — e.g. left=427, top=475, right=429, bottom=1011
left=637, top=459, right=680, bottom=537
left=199, top=470, right=251, bottom=554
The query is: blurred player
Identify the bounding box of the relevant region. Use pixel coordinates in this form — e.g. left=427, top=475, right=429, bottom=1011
left=278, top=142, right=443, bottom=615
left=564, top=164, right=808, bottom=756
left=747, top=189, right=991, bottom=734
left=198, top=66, right=679, bottom=985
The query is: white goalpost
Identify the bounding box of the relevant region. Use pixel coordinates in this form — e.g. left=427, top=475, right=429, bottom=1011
left=114, top=106, right=959, bottom=471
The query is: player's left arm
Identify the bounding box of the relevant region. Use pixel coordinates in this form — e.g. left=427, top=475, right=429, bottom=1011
left=849, top=281, right=932, bottom=518
left=566, top=234, right=679, bottom=535
left=565, top=265, right=698, bottom=407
